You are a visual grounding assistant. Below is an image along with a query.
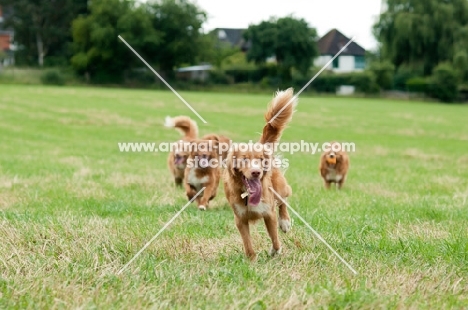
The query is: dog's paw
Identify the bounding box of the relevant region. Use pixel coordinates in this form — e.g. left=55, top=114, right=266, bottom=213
left=198, top=205, right=206, bottom=211
left=279, top=218, right=292, bottom=233
left=269, top=246, right=282, bottom=257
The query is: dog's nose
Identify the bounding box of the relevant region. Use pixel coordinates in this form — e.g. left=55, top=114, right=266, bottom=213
left=329, top=154, right=335, bottom=158
left=251, top=170, right=261, bottom=178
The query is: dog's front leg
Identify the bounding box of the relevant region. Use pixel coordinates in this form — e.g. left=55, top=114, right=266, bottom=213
left=235, top=216, right=256, bottom=261
left=264, top=214, right=282, bottom=256
left=184, top=182, right=197, bottom=201
left=197, top=182, right=217, bottom=211
left=337, top=176, right=346, bottom=190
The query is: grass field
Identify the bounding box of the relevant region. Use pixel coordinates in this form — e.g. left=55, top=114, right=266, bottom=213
left=0, top=84, right=467, bottom=309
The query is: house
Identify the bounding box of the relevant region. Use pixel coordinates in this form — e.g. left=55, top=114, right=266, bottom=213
left=214, top=28, right=250, bottom=52
left=0, top=5, right=14, bottom=66
left=315, top=29, right=366, bottom=73
left=176, top=64, right=212, bottom=82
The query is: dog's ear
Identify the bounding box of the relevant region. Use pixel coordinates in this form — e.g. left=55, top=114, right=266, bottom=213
left=262, top=156, right=272, bottom=175
left=211, top=139, right=219, bottom=154
left=226, top=152, right=239, bottom=177
left=202, top=134, right=219, bottom=141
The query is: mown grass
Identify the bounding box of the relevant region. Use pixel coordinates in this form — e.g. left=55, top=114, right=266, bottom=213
left=0, top=84, right=467, bottom=309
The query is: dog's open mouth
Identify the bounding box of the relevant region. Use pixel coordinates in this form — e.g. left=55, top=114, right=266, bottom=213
left=242, top=176, right=262, bottom=206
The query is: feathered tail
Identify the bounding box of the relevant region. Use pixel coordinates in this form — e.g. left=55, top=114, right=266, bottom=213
left=164, top=115, right=198, bottom=140
left=260, top=88, right=297, bottom=144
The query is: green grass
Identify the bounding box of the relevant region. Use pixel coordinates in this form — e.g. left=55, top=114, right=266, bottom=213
left=0, top=84, right=467, bottom=309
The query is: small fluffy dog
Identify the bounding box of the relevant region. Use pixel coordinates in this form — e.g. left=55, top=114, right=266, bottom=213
left=184, top=137, right=221, bottom=211
left=223, top=88, right=296, bottom=260
left=165, top=116, right=198, bottom=187
left=319, top=143, right=349, bottom=189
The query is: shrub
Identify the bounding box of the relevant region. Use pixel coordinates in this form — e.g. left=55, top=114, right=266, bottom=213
left=406, top=77, right=430, bottom=93
left=225, top=64, right=278, bottom=83
left=208, top=70, right=232, bottom=84
left=310, top=74, right=342, bottom=93
left=393, top=65, right=424, bottom=90
left=348, top=71, right=380, bottom=94
left=454, top=51, right=468, bottom=82
left=369, top=61, right=394, bottom=90
left=306, top=71, right=379, bottom=94
left=429, top=62, right=459, bottom=103
left=40, top=69, right=65, bottom=86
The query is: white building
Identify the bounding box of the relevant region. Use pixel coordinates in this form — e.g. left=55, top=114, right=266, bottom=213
left=176, top=64, right=212, bottom=82
left=314, top=29, right=366, bottom=73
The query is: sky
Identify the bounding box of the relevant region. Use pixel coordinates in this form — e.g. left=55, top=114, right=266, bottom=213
left=194, top=0, right=383, bottom=51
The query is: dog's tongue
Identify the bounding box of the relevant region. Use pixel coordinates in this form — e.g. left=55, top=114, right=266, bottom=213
left=246, top=178, right=262, bottom=206
left=175, top=157, right=184, bottom=165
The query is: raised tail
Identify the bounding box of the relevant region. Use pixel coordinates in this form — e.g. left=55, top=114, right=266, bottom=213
left=260, top=88, right=297, bottom=144
left=164, top=115, right=198, bottom=140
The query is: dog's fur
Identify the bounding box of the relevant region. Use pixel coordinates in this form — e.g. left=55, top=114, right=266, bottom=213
left=202, top=133, right=231, bottom=160
left=319, top=142, right=349, bottom=189
left=165, top=116, right=198, bottom=187
left=223, top=88, right=297, bottom=260
left=184, top=137, right=221, bottom=211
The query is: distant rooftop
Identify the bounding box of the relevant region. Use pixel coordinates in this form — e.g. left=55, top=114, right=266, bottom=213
left=214, top=28, right=250, bottom=51
left=318, top=29, right=366, bottom=56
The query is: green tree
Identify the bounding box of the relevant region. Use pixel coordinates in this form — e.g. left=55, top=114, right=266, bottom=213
left=0, top=0, right=87, bottom=66
left=71, top=0, right=161, bottom=82
left=374, top=0, right=468, bottom=76
left=71, top=0, right=207, bottom=81
left=198, top=31, right=239, bottom=69
left=244, top=16, right=318, bottom=80
left=147, top=0, right=207, bottom=77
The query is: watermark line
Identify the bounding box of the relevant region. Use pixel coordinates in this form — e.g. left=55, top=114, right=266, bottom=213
left=117, top=187, right=206, bottom=275
left=117, top=35, right=207, bottom=124
left=268, top=37, right=356, bottom=124
left=117, top=141, right=356, bottom=155
left=269, top=187, right=358, bottom=275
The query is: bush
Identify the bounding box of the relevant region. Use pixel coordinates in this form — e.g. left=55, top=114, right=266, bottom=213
left=125, top=68, right=157, bottom=85
left=40, top=69, right=66, bottom=85
left=406, top=77, right=430, bottom=93
left=225, top=64, right=278, bottom=83
left=454, top=51, right=468, bottom=82
left=369, top=61, right=394, bottom=90
left=209, top=70, right=232, bottom=84
left=393, top=65, right=424, bottom=90
left=459, top=84, right=468, bottom=101
left=348, top=71, right=380, bottom=94
left=304, top=71, right=379, bottom=94
left=429, top=63, right=459, bottom=103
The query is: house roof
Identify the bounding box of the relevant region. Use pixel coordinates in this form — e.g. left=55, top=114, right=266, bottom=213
left=318, top=29, right=366, bottom=56
left=214, top=28, right=250, bottom=51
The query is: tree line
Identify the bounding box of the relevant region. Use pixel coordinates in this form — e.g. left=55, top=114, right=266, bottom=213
left=1, top=0, right=468, bottom=102
left=0, top=0, right=317, bottom=83
left=372, top=0, right=468, bottom=102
